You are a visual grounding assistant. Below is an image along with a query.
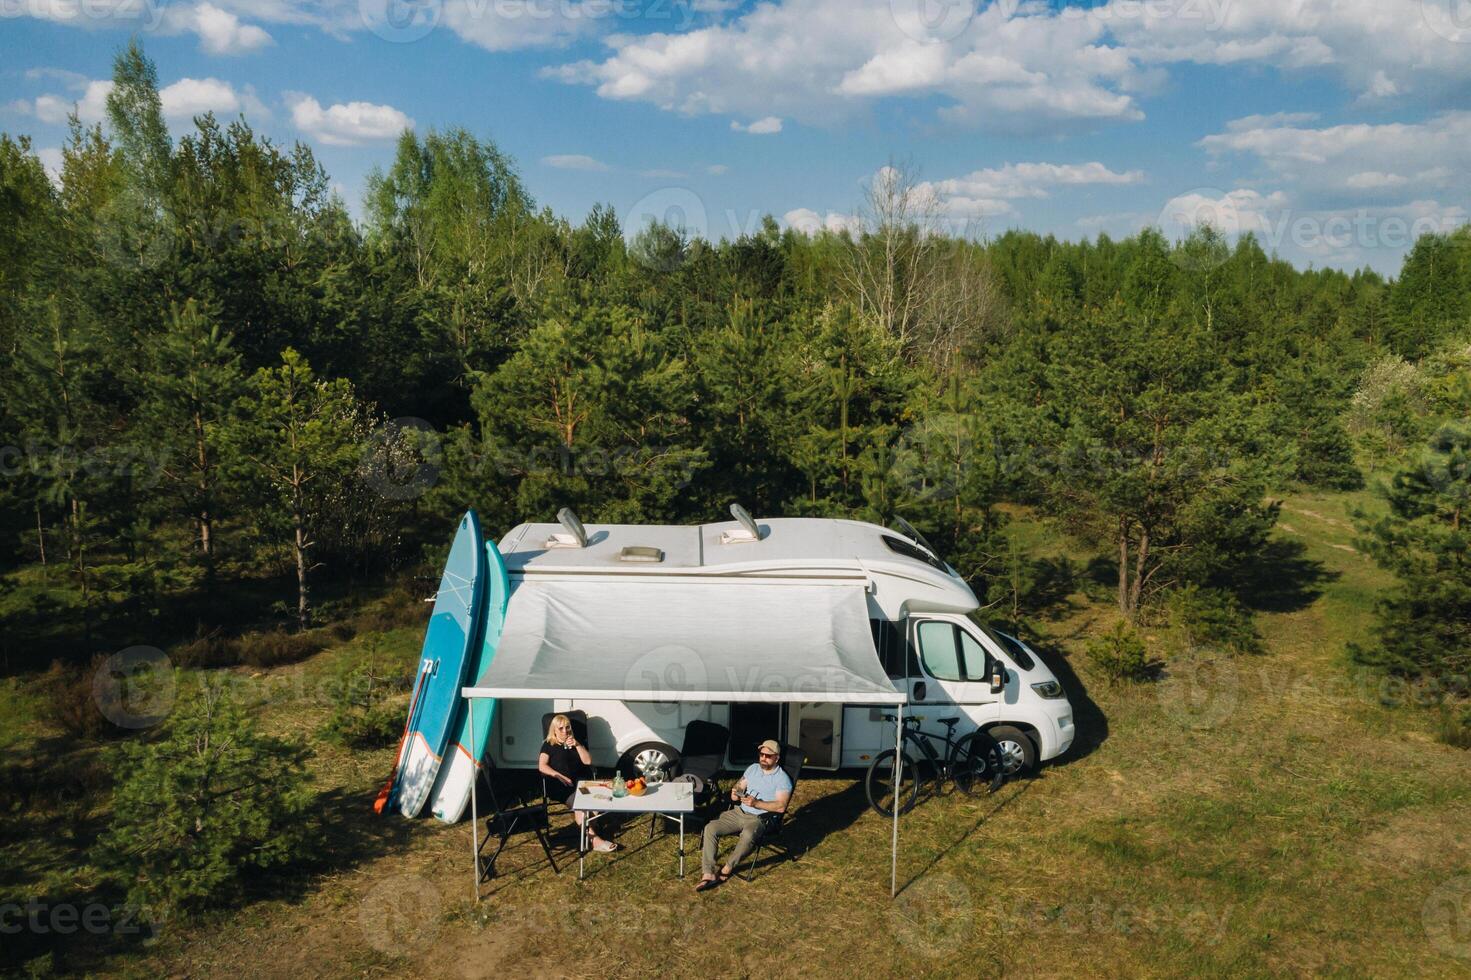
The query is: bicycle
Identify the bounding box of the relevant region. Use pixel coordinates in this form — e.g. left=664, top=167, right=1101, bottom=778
left=864, top=714, right=1005, bottom=816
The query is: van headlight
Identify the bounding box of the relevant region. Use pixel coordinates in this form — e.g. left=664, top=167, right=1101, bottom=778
left=1030, top=680, right=1064, bottom=699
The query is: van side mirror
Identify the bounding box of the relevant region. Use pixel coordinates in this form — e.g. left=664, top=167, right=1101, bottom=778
left=989, top=666, right=1005, bottom=693
left=912, top=680, right=927, bottom=702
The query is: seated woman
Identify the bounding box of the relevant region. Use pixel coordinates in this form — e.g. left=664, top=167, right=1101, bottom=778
left=539, top=714, right=617, bottom=852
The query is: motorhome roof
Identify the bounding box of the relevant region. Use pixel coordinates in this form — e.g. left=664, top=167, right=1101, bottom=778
left=501, top=517, right=925, bottom=573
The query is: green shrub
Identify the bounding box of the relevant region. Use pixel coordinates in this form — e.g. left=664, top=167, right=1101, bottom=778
left=174, top=628, right=240, bottom=668
left=1435, top=703, right=1471, bottom=749
left=1167, top=584, right=1262, bottom=655
left=1086, top=622, right=1155, bottom=684
left=319, top=642, right=413, bottom=749
left=94, top=684, right=314, bottom=917
left=236, top=628, right=328, bottom=668
left=42, top=655, right=110, bottom=740
left=352, top=584, right=426, bottom=633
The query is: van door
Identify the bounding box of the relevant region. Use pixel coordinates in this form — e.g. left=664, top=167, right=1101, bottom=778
left=789, top=702, right=842, bottom=770
left=908, top=618, right=998, bottom=735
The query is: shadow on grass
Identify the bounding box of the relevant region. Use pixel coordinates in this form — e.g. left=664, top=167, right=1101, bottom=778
left=1, top=759, right=426, bottom=975
left=0, top=567, right=427, bottom=680
left=245, top=785, right=423, bottom=907
left=1025, top=556, right=1084, bottom=619
left=738, top=778, right=873, bottom=878
left=1026, top=637, right=1108, bottom=766
left=894, top=779, right=1036, bottom=898
left=1223, top=537, right=1339, bottom=614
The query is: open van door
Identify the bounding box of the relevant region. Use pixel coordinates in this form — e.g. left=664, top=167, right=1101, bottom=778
left=907, top=618, right=1003, bottom=733
left=789, top=702, right=842, bottom=770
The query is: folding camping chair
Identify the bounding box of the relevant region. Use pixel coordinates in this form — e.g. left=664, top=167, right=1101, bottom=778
left=477, top=759, right=562, bottom=881
left=678, top=719, right=730, bottom=811
left=736, top=745, right=806, bottom=881
left=539, top=710, right=593, bottom=813
left=649, top=719, right=730, bottom=841
left=539, top=710, right=594, bottom=847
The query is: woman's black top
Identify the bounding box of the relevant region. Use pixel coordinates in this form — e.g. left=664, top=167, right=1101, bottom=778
left=541, top=740, right=590, bottom=788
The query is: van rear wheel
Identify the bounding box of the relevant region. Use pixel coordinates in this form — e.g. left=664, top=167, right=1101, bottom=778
left=987, top=725, right=1036, bottom=776
left=617, top=742, right=680, bottom=781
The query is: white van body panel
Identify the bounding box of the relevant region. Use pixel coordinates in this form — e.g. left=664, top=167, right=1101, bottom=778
left=484, top=517, right=1075, bottom=772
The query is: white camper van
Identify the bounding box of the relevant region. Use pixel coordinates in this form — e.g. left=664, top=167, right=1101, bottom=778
left=485, top=512, right=1075, bottom=780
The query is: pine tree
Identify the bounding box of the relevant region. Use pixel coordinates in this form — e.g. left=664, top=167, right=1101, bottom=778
left=471, top=293, right=707, bottom=525
left=224, top=348, right=367, bottom=629
left=136, top=298, right=245, bottom=583
left=1353, top=422, right=1471, bottom=682
left=94, top=682, right=313, bottom=917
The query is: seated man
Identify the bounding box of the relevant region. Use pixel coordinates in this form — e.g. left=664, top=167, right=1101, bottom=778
left=696, top=739, right=791, bottom=891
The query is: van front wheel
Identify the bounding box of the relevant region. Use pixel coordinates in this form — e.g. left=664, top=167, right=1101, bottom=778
left=986, top=725, right=1036, bottom=776
left=617, top=742, right=680, bottom=781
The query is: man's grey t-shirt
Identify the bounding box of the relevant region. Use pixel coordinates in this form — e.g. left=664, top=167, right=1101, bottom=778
left=739, top=762, right=793, bottom=815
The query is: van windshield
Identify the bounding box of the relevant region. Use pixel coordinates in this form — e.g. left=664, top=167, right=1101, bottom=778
left=966, top=613, right=1036, bottom=671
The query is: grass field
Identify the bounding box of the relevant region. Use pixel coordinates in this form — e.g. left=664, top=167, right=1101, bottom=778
left=4, top=489, right=1470, bottom=977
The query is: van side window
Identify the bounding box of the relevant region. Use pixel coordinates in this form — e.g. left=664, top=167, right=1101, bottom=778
left=958, top=629, right=993, bottom=681
left=870, top=619, right=911, bottom=680
left=916, top=621, right=963, bottom=682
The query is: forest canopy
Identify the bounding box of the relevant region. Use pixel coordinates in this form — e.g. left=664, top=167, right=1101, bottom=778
left=1, top=43, right=1468, bottom=689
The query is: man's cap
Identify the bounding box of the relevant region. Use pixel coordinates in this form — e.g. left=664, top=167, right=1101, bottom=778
left=758, top=739, right=781, bottom=756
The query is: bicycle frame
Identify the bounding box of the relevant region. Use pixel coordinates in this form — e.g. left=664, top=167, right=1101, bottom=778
left=900, top=720, right=965, bottom=773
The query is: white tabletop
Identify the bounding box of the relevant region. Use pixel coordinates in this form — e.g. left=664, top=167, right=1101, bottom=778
left=571, top=780, right=694, bottom=814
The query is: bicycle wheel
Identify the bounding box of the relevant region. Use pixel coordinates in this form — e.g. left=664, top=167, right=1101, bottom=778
left=866, top=749, right=920, bottom=816
left=952, top=731, right=1005, bottom=796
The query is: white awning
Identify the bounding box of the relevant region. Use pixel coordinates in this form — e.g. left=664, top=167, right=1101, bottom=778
left=461, top=579, right=904, bottom=705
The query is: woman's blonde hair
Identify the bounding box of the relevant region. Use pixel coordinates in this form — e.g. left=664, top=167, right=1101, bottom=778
left=546, top=714, right=572, bottom=744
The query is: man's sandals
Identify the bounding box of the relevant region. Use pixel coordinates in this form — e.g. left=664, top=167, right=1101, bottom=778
left=695, top=869, right=733, bottom=892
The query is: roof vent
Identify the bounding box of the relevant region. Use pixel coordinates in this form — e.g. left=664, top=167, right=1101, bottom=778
left=618, top=546, right=664, bottom=563
left=547, top=506, right=587, bottom=548
left=721, top=503, right=762, bottom=544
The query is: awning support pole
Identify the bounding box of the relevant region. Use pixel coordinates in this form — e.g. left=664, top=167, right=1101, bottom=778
left=891, top=701, right=902, bottom=899
left=469, top=696, right=480, bottom=904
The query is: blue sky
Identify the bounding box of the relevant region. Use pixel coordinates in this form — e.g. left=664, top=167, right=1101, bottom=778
left=3, top=0, right=1470, bottom=274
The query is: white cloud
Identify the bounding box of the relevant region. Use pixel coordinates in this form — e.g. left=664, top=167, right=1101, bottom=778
left=913, top=161, right=1145, bottom=218
left=705, top=164, right=728, bottom=175
left=543, top=153, right=610, bottom=171
left=1344, top=172, right=1409, bottom=191
left=542, top=0, right=1471, bottom=131
left=783, top=207, right=861, bottom=235
left=176, top=3, right=275, bottom=54
left=21, top=76, right=267, bottom=127
left=1100, top=0, right=1471, bottom=101
left=29, top=79, right=113, bottom=124
left=1159, top=189, right=1468, bottom=270
left=1224, top=112, right=1319, bottom=132
left=25, top=67, right=89, bottom=89
left=1076, top=211, right=1151, bottom=233
left=546, top=0, right=1147, bottom=131
left=285, top=93, right=413, bottom=146
left=13, top=0, right=1471, bottom=115
left=438, top=0, right=610, bottom=51
left=159, top=77, right=241, bottom=118
left=1199, top=111, right=1471, bottom=200
left=1157, top=187, right=1291, bottom=241
left=837, top=43, right=947, bottom=96
left=37, top=146, right=64, bottom=183
left=731, top=116, right=782, bottom=134
left=16, top=0, right=276, bottom=52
